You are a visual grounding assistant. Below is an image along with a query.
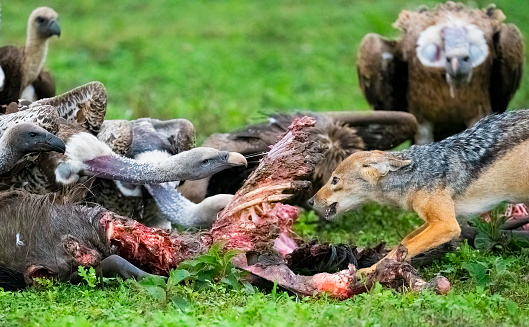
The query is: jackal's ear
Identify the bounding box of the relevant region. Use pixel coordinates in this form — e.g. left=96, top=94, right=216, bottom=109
left=370, top=157, right=411, bottom=176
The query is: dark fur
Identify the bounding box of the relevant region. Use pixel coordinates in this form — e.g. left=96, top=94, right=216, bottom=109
left=383, top=110, right=529, bottom=195
left=0, top=190, right=110, bottom=289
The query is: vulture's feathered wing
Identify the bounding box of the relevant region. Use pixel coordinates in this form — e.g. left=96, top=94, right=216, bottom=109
left=0, top=82, right=107, bottom=193
left=0, top=7, right=60, bottom=106
left=357, top=2, right=524, bottom=143
left=178, top=111, right=417, bottom=204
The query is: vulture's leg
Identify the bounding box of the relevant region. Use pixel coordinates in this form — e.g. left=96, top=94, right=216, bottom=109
left=415, top=120, right=434, bottom=144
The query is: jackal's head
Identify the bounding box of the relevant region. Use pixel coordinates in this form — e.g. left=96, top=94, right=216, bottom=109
left=309, top=151, right=411, bottom=219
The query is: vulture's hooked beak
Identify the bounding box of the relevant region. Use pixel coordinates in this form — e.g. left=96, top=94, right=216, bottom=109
left=446, top=55, right=473, bottom=85
left=226, top=152, right=247, bottom=167
left=47, top=20, right=61, bottom=37
left=443, top=25, right=472, bottom=90
left=44, top=133, right=66, bottom=153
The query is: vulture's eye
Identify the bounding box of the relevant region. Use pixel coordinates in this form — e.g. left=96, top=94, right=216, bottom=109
left=36, top=16, right=46, bottom=24
left=462, top=56, right=470, bottom=62
left=202, top=159, right=209, bottom=165
left=29, top=132, right=37, bottom=138
left=331, top=177, right=339, bottom=185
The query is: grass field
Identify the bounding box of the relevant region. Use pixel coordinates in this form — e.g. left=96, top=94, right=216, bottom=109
left=1, top=0, right=529, bottom=326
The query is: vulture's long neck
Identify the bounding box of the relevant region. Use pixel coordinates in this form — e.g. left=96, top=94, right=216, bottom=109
left=144, top=183, right=198, bottom=227
left=22, top=31, right=49, bottom=90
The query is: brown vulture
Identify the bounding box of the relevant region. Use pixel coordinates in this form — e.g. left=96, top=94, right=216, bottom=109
left=0, top=7, right=61, bottom=106
left=356, top=2, right=524, bottom=144
left=178, top=110, right=417, bottom=207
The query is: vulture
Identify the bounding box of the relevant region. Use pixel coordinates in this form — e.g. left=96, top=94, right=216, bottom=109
left=0, top=7, right=61, bottom=106
left=356, top=2, right=524, bottom=144
left=93, top=118, right=237, bottom=229
left=0, top=123, right=65, bottom=174
left=178, top=110, right=417, bottom=207
left=0, top=82, right=247, bottom=201
left=0, top=82, right=247, bottom=228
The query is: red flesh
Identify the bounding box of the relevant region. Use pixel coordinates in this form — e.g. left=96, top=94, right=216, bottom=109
left=211, top=116, right=322, bottom=252
left=100, top=213, right=209, bottom=275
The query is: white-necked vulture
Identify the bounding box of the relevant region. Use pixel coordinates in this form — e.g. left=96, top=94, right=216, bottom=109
left=0, top=83, right=247, bottom=199
left=0, top=7, right=61, bottom=106
left=357, top=2, right=524, bottom=144
left=0, top=123, right=65, bottom=174
left=178, top=110, right=417, bottom=206
left=92, top=118, right=236, bottom=229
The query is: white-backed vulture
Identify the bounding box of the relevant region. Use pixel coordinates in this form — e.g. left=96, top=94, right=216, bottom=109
left=178, top=110, right=417, bottom=205
left=93, top=118, right=236, bottom=229
left=0, top=82, right=247, bottom=199
left=0, top=123, right=65, bottom=174
left=357, top=2, right=524, bottom=144
left=0, top=7, right=60, bottom=106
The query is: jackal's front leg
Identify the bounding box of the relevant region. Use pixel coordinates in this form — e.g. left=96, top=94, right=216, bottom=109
left=403, top=190, right=461, bottom=258
left=359, top=189, right=460, bottom=274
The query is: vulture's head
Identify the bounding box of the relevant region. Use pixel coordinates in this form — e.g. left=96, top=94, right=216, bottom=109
left=5, top=123, right=65, bottom=155
left=29, top=7, right=61, bottom=39
left=416, top=19, right=488, bottom=89
left=171, top=147, right=248, bottom=181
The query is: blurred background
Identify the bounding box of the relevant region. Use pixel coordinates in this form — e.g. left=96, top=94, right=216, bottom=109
left=2, top=0, right=528, bottom=142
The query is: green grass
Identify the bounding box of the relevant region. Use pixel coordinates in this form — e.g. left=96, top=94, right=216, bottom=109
left=1, top=0, right=529, bottom=325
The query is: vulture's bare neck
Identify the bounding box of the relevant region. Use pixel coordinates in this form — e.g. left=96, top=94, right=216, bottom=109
left=0, top=138, right=22, bottom=175
left=22, top=33, right=49, bottom=90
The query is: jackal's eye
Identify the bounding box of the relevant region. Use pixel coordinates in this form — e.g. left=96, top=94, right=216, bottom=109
left=331, top=177, right=339, bottom=185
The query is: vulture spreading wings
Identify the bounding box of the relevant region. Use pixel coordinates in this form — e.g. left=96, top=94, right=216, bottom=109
left=357, top=2, right=524, bottom=144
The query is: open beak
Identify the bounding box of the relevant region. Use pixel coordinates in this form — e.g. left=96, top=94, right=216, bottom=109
left=45, top=133, right=66, bottom=153
left=226, top=152, right=247, bottom=167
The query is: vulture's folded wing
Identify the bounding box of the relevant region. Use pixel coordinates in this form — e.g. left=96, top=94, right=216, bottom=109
left=357, top=33, right=408, bottom=112
left=324, top=111, right=417, bottom=150
left=97, top=120, right=133, bottom=155
left=31, top=81, right=107, bottom=134
left=32, top=69, right=56, bottom=100
left=136, top=118, right=196, bottom=154
left=490, top=23, right=524, bottom=113
left=0, top=46, right=24, bottom=107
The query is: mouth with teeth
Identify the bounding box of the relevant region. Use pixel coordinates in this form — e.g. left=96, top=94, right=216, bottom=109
left=324, top=202, right=338, bottom=219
